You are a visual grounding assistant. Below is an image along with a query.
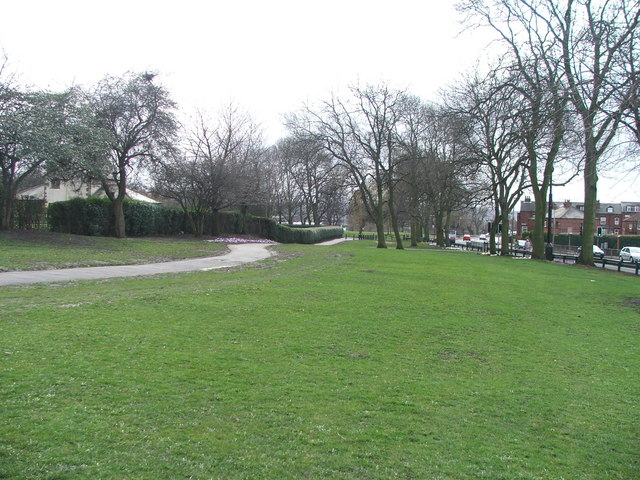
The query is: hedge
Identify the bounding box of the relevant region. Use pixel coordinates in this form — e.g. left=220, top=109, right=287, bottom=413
left=47, top=198, right=344, bottom=243
left=47, top=198, right=186, bottom=237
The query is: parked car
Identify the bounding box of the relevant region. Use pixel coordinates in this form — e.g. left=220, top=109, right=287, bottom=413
left=577, top=245, right=605, bottom=259
left=479, top=234, right=487, bottom=241
left=619, top=246, right=640, bottom=263
left=463, top=234, right=471, bottom=241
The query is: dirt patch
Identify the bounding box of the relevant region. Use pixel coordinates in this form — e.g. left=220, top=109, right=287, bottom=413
left=623, top=297, right=640, bottom=312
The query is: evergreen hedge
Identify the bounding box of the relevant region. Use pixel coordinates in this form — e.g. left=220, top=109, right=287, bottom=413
left=47, top=198, right=344, bottom=243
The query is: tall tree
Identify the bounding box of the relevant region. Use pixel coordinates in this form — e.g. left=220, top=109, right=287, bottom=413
left=459, top=0, right=577, bottom=258
left=459, top=0, right=640, bottom=263
left=153, top=105, right=264, bottom=236
left=88, top=72, right=178, bottom=238
left=0, top=57, right=77, bottom=229
left=288, top=83, right=407, bottom=249
left=448, top=70, right=528, bottom=255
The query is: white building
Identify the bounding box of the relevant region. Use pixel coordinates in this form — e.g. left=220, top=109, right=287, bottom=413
left=18, top=178, right=159, bottom=204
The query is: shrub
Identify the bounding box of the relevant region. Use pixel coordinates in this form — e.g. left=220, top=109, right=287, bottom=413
left=47, top=199, right=344, bottom=242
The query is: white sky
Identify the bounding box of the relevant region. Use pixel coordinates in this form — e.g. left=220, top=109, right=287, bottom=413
left=1, top=0, right=637, bottom=203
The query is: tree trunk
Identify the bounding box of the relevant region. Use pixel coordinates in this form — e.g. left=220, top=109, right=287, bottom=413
left=113, top=197, right=126, bottom=238
left=435, top=212, right=445, bottom=247
left=374, top=202, right=386, bottom=248
left=185, top=211, right=198, bottom=236
left=210, top=209, right=219, bottom=236
left=530, top=188, right=548, bottom=260
left=579, top=151, right=597, bottom=265
left=489, top=209, right=499, bottom=255
left=0, top=193, right=13, bottom=230
left=410, top=220, right=420, bottom=247
left=387, top=187, right=404, bottom=250
left=500, top=206, right=511, bottom=256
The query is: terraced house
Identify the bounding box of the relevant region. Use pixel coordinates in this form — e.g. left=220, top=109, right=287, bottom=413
left=517, top=198, right=640, bottom=236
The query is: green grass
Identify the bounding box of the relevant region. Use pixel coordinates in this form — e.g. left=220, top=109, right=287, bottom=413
left=0, top=231, right=226, bottom=271
left=1, top=241, right=638, bottom=479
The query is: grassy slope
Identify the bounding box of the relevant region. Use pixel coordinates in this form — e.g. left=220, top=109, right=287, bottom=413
left=0, top=242, right=638, bottom=479
left=0, top=231, right=227, bottom=271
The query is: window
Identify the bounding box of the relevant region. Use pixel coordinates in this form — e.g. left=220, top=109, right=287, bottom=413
left=600, top=217, right=607, bottom=225
left=607, top=206, right=613, bottom=213
left=521, top=225, right=528, bottom=232
left=614, top=229, right=620, bottom=234
left=626, top=205, right=640, bottom=212
left=567, top=227, right=573, bottom=233
left=615, top=217, right=620, bottom=225
left=50, top=178, right=61, bottom=189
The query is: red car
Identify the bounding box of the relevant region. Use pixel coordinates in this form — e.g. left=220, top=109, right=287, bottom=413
left=463, top=234, right=471, bottom=241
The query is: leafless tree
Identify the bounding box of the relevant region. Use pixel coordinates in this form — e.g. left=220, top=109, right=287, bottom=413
left=458, top=0, right=640, bottom=263
left=447, top=70, right=529, bottom=254
left=87, top=72, right=178, bottom=238
left=288, top=83, right=407, bottom=249
left=397, top=99, right=478, bottom=247
left=153, top=104, right=264, bottom=235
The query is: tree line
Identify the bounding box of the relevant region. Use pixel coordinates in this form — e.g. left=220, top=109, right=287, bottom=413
left=1, top=0, right=638, bottom=264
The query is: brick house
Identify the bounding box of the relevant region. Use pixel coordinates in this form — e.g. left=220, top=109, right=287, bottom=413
left=517, top=198, right=640, bottom=236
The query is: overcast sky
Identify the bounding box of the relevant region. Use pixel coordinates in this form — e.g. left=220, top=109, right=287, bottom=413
left=1, top=0, right=637, bottom=202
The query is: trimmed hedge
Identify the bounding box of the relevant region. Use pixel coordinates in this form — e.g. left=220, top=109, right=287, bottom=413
left=47, top=198, right=344, bottom=243
left=47, top=198, right=186, bottom=236
left=241, top=215, right=343, bottom=243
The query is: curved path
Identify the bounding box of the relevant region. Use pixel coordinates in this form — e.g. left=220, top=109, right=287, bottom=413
left=0, top=243, right=274, bottom=287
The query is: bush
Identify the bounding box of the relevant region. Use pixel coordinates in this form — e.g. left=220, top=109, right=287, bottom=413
left=48, top=198, right=186, bottom=236
left=47, top=199, right=344, bottom=243
left=243, top=215, right=343, bottom=243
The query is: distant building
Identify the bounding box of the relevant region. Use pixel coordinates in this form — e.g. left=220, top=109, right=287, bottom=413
left=517, top=197, right=640, bottom=236
left=18, top=178, right=159, bottom=204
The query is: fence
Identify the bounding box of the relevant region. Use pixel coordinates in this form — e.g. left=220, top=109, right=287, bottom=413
left=353, top=235, right=640, bottom=275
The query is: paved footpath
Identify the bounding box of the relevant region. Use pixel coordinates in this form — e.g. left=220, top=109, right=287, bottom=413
left=0, top=243, right=274, bottom=287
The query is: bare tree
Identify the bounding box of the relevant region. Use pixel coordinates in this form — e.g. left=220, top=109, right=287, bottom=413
left=270, top=138, right=303, bottom=224
left=448, top=70, right=529, bottom=255
left=87, top=72, right=178, bottom=238
left=459, top=0, right=640, bottom=263
left=288, top=83, right=407, bottom=249
left=153, top=105, right=264, bottom=235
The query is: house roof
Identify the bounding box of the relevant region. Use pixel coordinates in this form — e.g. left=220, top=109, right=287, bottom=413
left=553, top=205, right=584, bottom=219
left=18, top=179, right=160, bottom=204
left=519, top=201, right=536, bottom=212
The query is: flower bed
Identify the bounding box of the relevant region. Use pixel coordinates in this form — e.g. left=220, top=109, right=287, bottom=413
left=205, top=237, right=276, bottom=244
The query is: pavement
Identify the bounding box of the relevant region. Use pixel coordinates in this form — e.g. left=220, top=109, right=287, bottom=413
left=0, top=242, right=275, bottom=287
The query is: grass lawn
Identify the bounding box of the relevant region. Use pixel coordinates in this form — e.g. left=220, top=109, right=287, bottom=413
left=0, top=231, right=227, bottom=271
left=0, top=240, right=638, bottom=479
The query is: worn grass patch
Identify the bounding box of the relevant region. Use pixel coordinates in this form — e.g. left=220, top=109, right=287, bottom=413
left=0, top=241, right=638, bottom=479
